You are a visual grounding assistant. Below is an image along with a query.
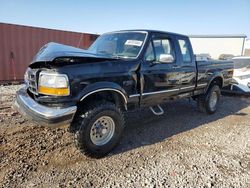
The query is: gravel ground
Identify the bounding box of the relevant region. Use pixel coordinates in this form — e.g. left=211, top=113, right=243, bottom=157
left=0, top=85, right=249, bottom=188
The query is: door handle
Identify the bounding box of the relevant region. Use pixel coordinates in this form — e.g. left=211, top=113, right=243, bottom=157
left=172, top=65, right=180, bottom=69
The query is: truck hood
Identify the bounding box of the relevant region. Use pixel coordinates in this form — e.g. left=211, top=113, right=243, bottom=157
left=31, top=42, right=119, bottom=66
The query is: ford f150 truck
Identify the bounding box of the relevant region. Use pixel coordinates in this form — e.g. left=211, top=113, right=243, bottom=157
left=15, top=30, right=233, bottom=158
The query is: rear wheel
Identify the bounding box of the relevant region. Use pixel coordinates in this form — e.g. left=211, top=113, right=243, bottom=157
left=197, top=85, right=221, bottom=114
left=73, top=102, right=125, bottom=158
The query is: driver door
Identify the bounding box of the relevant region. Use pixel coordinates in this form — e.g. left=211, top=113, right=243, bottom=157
left=140, top=33, right=182, bottom=106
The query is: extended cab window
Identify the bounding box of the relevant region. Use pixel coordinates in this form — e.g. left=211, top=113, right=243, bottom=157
left=145, top=38, right=175, bottom=62
left=178, top=39, right=192, bottom=63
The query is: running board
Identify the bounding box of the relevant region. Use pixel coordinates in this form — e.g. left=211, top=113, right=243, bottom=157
left=149, top=105, right=164, bottom=116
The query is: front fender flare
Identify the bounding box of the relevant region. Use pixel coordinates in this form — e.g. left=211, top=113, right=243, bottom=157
left=77, top=82, right=128, bottom=108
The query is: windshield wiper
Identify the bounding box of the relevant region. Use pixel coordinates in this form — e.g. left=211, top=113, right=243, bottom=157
left=97, top=51, right=132, bottom=59
left=98, top=50, right=110, bottom=55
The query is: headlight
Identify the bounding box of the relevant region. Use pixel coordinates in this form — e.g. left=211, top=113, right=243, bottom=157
left=38, top=72, right=70, bottom=96
left=247, top=82, right=250, bottom=88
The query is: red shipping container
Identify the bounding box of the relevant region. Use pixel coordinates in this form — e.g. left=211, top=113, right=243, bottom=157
left=0, top=23, right=98, bottom=82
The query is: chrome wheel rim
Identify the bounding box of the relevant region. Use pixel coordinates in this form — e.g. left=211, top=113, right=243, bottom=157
left=209, top=91, right=218, bottom=110
left=90, top=116, right=115, bottom=146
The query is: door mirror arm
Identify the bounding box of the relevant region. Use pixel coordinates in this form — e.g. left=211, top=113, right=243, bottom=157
left=149, top=60, right=159, bottom=66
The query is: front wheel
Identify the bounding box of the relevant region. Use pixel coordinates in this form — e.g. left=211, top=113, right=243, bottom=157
left=73, top=102, right=125, bottom=158
left=197, top=85, right=221, bottom=114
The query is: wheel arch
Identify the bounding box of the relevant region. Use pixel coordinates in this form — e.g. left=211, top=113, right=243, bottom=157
left=77, top=82, right=128, bottom=111
left=205, top=74, right=224, bottom=93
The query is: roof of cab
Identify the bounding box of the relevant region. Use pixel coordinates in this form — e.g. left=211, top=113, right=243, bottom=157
left=105, top=29, right=188, bottom=38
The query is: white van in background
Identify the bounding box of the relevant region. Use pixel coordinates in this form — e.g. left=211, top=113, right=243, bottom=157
left=223, top=56, right=250, bottom=95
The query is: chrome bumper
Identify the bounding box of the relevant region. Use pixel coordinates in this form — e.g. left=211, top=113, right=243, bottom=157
left=14, top=87, right=77, bottom=128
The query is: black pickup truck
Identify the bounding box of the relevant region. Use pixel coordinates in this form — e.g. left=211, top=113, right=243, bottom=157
left=15, top=30, right=233, bottom=157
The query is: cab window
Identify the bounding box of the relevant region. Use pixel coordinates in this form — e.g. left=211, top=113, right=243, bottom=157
left=145, top=38, right=175, bottom=62
left=178, top=39, right=192, bottom=63
left=145, top=42, right=155, bottom=61
left=153, top=39, right=174, bottom=61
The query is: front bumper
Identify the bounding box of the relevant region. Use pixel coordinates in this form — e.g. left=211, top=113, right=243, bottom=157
left=14, top=87, right=77, bottom=128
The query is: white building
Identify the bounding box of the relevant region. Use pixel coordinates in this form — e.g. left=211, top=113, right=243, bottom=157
left=189, top=35, right=247, bottom=59
left=244, top=39, right=250, bottom=56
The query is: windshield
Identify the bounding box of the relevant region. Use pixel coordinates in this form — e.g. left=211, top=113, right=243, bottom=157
left=88, top=32, right=147, bottom=59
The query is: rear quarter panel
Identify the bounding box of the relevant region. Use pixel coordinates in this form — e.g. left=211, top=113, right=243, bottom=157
left=197, top=60, right=234, bottom=88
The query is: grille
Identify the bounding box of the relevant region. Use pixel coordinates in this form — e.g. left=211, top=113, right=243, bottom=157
left=27, top=69, right=39, bottom=95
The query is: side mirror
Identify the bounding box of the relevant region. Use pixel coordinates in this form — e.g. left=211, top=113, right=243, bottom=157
left=159, top=54, right=174, bottom=63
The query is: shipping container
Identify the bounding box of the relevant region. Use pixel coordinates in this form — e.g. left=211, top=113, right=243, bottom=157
left=0, top=23, right=99, bottom=82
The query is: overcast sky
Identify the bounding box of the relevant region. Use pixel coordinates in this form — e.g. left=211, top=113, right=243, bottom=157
left=0, top=0, right=250, bottom=37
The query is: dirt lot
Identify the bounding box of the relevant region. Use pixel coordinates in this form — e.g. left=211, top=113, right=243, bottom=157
left=0, top=85, right=249, bottom=188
